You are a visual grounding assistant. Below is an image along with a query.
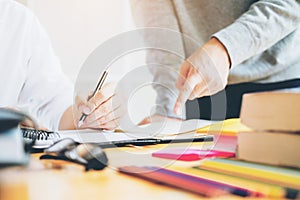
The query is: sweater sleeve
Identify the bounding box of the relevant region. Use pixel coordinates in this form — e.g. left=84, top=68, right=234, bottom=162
left=213, top=0, right=300, bottom=67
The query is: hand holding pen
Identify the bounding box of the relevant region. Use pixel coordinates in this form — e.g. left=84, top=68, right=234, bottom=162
left=75, top=67, right=123, bottom=130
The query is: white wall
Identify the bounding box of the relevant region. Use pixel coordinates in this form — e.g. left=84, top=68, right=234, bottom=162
left=26, top=0, right=133, bottom=82
left=16, top=0, right=156, bottom=123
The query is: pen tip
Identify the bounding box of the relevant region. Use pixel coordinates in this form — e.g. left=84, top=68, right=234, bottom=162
left=78, top=121, right=84, bottom=128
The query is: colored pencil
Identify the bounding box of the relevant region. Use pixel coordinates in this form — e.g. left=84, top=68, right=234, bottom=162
left=169, top=166, right=287, bottom=198
left=119, top=166, right=231, bottom=197
left=199, top=159, right=300, bottom=190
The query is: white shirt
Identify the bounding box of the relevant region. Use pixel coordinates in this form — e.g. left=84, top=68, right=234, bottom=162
left=0, top=0, right=73, bottom=130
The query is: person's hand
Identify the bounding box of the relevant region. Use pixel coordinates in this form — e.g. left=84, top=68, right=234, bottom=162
left=174, top=37, right=231, bottom=115
left=138, top=114, right=182, bottom=126
left=75, top=83, right=123, bottom=130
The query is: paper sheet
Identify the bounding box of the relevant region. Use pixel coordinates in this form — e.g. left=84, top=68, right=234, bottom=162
left=121, top=119, right=218, bottom=136
left=58, top=129, right=144, bottom=144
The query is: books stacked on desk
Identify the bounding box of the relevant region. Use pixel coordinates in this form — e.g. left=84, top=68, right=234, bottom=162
left=238, top=91, right=300, bottom=169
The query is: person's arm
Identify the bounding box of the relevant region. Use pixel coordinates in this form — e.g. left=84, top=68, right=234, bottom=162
left=20, top=11, right=121, bottom=131
left=130, top=0, right=185, bottom=120
left=18, top=12, right=74, bottom=131
left=213, top=0, right=300, bottom=67
left=174, top=0, right=300, bottom=113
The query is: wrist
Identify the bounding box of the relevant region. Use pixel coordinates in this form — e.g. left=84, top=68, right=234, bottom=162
left=203, top=37, right=231, bottom=69
left=59, top=106, right=76, bottom=130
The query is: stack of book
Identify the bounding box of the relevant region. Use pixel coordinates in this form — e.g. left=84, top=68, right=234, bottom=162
left=238, top=91, right=300, bottom=169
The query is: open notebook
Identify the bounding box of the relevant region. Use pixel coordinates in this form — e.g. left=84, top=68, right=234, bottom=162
left=22, top=119, right=216, bottom=149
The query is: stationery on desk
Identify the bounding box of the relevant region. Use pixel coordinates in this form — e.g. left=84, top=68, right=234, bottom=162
left=22, top=119, right=216, bottom=150
left=152, top=149, right=235, bottom=161
left=198, top=158, right=300, bottom=190
left=16, top=90, right=300, bottom=199
left=196, top=118, right=251, bottom=136
left=78, top=66, right=109, bottom=127
left=119, top=158, right=300, bottom=199
left=118, top=92, right=300, bottom=199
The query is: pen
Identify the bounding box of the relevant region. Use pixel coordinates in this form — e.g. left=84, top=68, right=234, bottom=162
left=78, top=66, right=109, bottom=127
left=95, top=135, right=214, bottom=148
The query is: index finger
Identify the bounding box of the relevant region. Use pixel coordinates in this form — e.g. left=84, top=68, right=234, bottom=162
left=176, top=61, right=191, bottom=90
left=174, top=75, right=197, bottom=115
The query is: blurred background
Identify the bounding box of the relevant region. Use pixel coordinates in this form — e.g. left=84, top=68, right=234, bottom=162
left=16, top=0, right=157, bottom=124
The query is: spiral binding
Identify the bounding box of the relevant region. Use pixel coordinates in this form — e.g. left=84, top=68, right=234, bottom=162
left=21, top=128, right=60, bottom=149
left=21, top=128, right=59, bottom=140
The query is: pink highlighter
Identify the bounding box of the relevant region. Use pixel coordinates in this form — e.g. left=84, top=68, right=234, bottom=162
left=152, top=149, right=235, bottom=161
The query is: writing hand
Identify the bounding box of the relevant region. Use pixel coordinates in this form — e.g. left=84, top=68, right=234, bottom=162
left=75, top=83, right=124, bottom=130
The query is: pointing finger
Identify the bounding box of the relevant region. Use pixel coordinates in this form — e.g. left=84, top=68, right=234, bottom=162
left=174, top=73, right=199, bottom=115
left=176, top=61, right=191, bottom=90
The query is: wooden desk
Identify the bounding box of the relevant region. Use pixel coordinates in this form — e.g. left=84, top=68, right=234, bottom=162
left=0, top=136, right=238, bottom=200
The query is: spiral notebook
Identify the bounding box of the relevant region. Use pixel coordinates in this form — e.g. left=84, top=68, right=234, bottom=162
left=22, top=129, right=213, bottom=151
left=21, top=128, right=136, bottom=149
left=21, top=120, right=215, bottom=149
left=22, top=128, right=61, bottom=149
left=22, top=128, right=152, bottom=149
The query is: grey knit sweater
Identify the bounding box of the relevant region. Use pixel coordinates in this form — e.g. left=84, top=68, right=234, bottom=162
left=131, top=0, right=300, bottom=118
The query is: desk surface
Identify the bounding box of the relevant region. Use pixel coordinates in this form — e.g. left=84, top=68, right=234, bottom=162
left=0, top=135, right=238, bottom=200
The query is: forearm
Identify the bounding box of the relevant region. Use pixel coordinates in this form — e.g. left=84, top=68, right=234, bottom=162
left=213, top=0, right=300, bottom=67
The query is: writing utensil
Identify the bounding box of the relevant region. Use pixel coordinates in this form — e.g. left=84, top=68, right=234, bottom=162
left=198, top=158, right=300, bottom=190
left=172, top=166, right=286, bottom=198
left=149, top=167, right=252, bottom=197
left=118, top=166, right=230, bottom=197
left=78, top=66, right=109, bottom=127
left=95, top=135, right=214, bottom=148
